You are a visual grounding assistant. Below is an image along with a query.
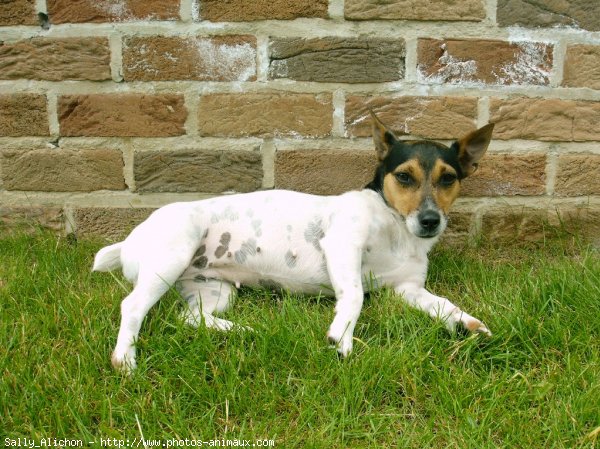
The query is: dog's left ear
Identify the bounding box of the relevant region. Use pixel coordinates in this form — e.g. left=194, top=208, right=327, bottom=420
left=455, top=123, right=495, bottom=177
left=370, top=110, right=398, bottom=161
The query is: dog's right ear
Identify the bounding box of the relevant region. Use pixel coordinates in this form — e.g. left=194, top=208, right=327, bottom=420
left=371, top=110, right=398, bottom=161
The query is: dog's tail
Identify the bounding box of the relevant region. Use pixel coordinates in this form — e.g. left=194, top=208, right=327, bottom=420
left=93, top=242, right=123, bottom=272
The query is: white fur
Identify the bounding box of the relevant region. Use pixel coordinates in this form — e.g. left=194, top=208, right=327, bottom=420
left=95, top=189, right=491, bottom=373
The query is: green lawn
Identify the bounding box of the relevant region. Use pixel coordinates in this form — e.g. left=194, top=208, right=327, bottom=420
left=1, top=231, right=599, bottom=448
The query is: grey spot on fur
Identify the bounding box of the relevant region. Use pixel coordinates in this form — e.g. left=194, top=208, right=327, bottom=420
left=234, top=238, right=257, bottom=264
left=284, top=250, right=297, bottom=268
left=304, top=218, right=325, bottom=251
left=246, top=209, right=254, bottom=218
left=252, top=219, right=262, bottom=237
left=211, top=206, right=239, bottom=224
left=214, top=232, right=231, bottom=258
left=193, top=256, right=208, bottom=269
left=194, top=244, right=206, bottom=258
left=211, top=289, right=221, bottom=297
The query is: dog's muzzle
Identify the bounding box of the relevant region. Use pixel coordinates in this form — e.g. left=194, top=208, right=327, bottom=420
left=416, top=209, right=442, bottom=238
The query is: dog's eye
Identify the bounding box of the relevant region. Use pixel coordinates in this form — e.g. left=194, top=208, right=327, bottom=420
left=439, top=173, right=457, bottom=186
left=395, top=172, right=413, bottom=186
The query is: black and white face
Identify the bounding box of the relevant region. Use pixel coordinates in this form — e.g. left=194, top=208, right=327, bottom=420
left=369, top=112, right=494, bottom=239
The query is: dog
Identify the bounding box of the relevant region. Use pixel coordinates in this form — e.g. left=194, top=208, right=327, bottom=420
left=93, top=112, right=494, bottom=373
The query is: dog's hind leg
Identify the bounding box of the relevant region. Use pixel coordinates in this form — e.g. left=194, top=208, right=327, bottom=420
left=112, top=254, right=194, bottom=374
left=177, top=278, right=240, bottom=331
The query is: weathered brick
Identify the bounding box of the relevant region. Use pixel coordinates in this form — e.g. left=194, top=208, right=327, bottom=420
left=0, top=149, right=125, bottom=192
left=134, top=149, right=263, bottom=193
left=269, top=37, right=405, bottom=83
left=417, top=39, right=552, bottom=85
left=0, top=207, right=64, bottom=233
left=461, top=154, right=547, bottom=197
left=0, top=94, right=48, bottom=137
left=562, top=45, right=600, bottom=90
left=58, top=94, right=187, bottom=137
left=47, top=0, right=179, bottom=23
left=556, top=205, right=600, bottom=246
left=73, top=207, right=154, bottom=241
left=481, top=207, right=550, bottom=243
left=345, top=0, right=485, bottom=21
left=123, top=35, right=257, bottom=82
left=274, top=149, right=376, bottom=195
left=440, top=210, right=474, bottom=246
left=0, top=38, right=110, bottom=81
left=554, top=154, right=600, bottom=197
left=345, top=96, right=477, bottom=139
left=490, top=98, right=600, bottom=141
left=0, top=0, right=36, bottom=25
left=497, top=0, right=600, bottom=31
left=200, top=0, right=328, bottom=21
left=199, top=93, right=333, bottom=137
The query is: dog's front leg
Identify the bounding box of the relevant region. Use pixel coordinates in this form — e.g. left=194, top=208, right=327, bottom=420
left=320, top=237, right=364, bottom=357
left=395, top=282, right=492, bottom=336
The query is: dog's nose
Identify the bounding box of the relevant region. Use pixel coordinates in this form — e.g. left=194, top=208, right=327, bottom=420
left=419, top=210, right=441, bottom=232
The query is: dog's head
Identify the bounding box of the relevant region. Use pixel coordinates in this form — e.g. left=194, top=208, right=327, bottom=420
left=367, top=112, right=494, bottom=239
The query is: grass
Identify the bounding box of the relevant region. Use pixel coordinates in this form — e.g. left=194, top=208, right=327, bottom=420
left=1, top=231, right=599, bottom=448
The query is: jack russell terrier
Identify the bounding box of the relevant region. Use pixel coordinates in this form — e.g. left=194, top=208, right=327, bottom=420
left=94, top=112, right=495, bottom=373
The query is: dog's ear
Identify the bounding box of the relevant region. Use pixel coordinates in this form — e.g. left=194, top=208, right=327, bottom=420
left=455, top=123, right=495, bottom=177
left=370, top=110, right=398, bottom=161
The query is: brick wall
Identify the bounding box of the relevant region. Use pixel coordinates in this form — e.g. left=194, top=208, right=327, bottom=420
left=1, top=0, right=599, bottom=245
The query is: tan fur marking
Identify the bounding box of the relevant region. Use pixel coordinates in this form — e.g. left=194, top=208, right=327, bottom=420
left=465, top=318, right=484, bottom=332
left=383, top=161, right=425, bottom=216
left=431, top=160, right=461, bottom=215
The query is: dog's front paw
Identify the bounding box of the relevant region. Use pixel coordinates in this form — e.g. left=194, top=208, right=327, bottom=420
left=450, top=309, right=492, bottom=337
left=111, top=347, right=137, bottom=375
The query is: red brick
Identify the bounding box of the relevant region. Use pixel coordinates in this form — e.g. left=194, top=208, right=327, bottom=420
left=0, top=38, right=110, bottom=81
left=0, top=94, right=48, bottom=137
left=0, top=149, right=125, bottom=192
left=198, top=93, right=333, bottom=137
left=418, top=39, right=552, bottom=85
left=123, top=35, right=257, bottom=82
left=274, top=149, right=375, bottom=195
left=562, top=45, right=600, bottom=90
left=200, top=0, right=328, bottom=21
left=345, top=95, right=477, bottom=140
left=0, top=207, right=64, bottom=233
left=58, top=94, right=187, bottom=137
left=490, top=98, right=600, bottom=141
left=0, top=0, right=36, bottom=25
left=554, top=154, right=600, bottom=197
left=73, top=207, right=154, bottom=240
left=345, top=0, right=485, bottom=21
left=47, top=0, right=179, bottom=23
left=461, top=153, right=547, bottom=197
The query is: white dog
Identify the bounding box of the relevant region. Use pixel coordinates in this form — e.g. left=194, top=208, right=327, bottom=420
left=94, top=113, right=494, bottom=373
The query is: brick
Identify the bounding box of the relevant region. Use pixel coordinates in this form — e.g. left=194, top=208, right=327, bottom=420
left=0, top=0, right=36, bottom=25
left=199, top=93, right=333, bottom=138
left=497, top=0, right=600, bottom=31
left=73, top=207, right=154, bottom=241
left=417, top=39, right=552, bottom=85
left=0, top=207, right=64, bottom=233
left=461, top=154, right=547, bottom=197
left=274, top=149, right=375, bottom=195
left=345, top=0, right=485, bottom=21
left=47, top=0, right=179, bottom=23
left=58, top=94, right=187, bottom=137
left=0, top=38, right=110, bottom=81
left=345, top=96, right=477, bottom=139
left=490, top=98, right=600, bottom=141
left=562, top=45, right=600, bottom=90
left=269, top=37, right=405, bottom=83
left=134, top=149, right=263, bottom=193
left=0, top=94, right=48, bottom=137
left=439, top=210, right=474, bottom=246
left=480, top=207, right=550, bottom=243
left=0, top=149, right=125, bottom=192
left=554, top=154, right=600, bottom=197
left=556, top=205, right=600, bottom=246
left=200, top=0, right=328, bottom=21
left=123, top=35, right=257, bottom=82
